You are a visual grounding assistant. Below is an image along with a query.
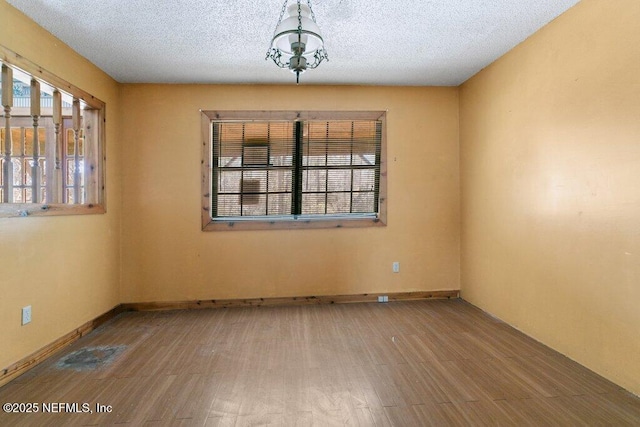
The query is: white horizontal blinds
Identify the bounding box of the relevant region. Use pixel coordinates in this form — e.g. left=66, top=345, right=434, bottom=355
left=213, top=121, right=295, bottom=217
left=301, top=120, right=382, bottom=215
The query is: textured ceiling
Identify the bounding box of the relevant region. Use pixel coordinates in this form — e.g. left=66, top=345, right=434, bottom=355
left=7, top=0, right=580, bottom=86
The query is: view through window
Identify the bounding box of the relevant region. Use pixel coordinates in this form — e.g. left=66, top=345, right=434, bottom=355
left=0, top=50, right=105, bottom=218
left=201, top=111, right=386, bottom=231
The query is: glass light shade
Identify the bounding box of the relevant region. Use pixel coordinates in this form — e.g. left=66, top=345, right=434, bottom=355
left=272, top=4, right=323, bottom=55
left=266, top=0, right=328, bottom=82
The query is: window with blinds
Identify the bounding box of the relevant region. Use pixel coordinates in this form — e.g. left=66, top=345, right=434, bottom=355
left=201, top=111, right=387, bottom=231
left=213, top=121, right=295, bottom=217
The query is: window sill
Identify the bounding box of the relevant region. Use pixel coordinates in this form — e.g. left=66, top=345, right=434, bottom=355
left=0, top=203, right=106, bottom=218
left=202, top=214, right=386, bottom=231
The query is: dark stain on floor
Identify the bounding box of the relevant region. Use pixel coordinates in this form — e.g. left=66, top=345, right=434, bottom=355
left=55, top=345, right=126, bottom=371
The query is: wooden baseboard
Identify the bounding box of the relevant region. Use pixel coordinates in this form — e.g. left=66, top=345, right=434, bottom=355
left=0, top=304, right=125, bottom=388
left=121, top=290, right=460, bottom=311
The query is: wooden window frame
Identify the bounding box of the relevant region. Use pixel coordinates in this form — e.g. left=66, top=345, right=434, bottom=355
left=0, top=46, right=106, bottom=218
left=201, top=110, right=387, bottom=231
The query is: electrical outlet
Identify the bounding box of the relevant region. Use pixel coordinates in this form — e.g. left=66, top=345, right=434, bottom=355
left=377, top=295, right=389, bottom=303
left=392, top=262, right=400, bottom=273
left=22, top=305, right=32, bottom=325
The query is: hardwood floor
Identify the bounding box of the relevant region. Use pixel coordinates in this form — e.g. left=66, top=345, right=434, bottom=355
left=1, top=299, right=638, bottom=426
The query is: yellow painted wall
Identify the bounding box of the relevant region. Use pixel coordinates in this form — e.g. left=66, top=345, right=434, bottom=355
left=120, top=85, right=460, bottom=302
left=460, top=0, right=640, bottom=395
left=0, top=1, right=121, bottom=370
left=12, top=0, right=638, bottom=400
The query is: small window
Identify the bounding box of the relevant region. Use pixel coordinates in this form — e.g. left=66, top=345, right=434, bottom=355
left=201, top=111, right=387, bottom=231
left=0, top=51, right=105, bottom=218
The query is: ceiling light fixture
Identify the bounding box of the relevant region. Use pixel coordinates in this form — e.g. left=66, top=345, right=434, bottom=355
left=266, top=0, right=328, bottom=84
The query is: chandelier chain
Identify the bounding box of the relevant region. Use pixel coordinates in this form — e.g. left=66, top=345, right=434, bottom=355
left=272, top=0, right=289, bottom=39
left=306, top=0, right=318, bottom=23
left=267, top=0, right=290, bottom=57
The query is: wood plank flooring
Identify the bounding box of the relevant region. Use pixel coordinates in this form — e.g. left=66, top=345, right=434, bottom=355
left=0, top=299, right=638, bottom=426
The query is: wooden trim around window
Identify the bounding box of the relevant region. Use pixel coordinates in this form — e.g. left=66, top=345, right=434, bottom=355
left=200, top=110, right=387, bottom=231
left=0, top=45, right=106, bottom=217
left=0, top=45, right=105, bottom=110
